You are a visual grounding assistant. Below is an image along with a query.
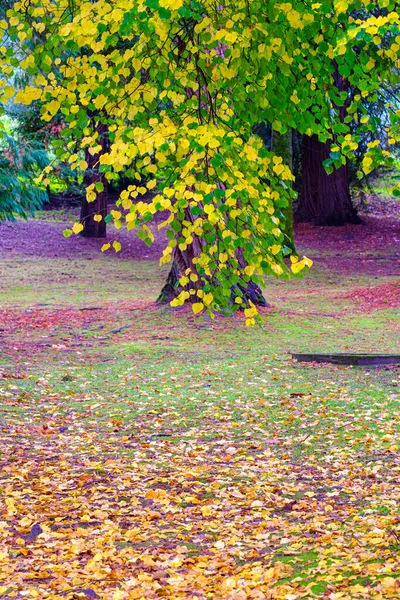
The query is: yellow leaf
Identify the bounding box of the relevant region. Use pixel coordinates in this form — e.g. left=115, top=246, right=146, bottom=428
left=335, top=0, right=349, bottom=15
left=273, top=163, right=285, bottom=176
left=170, top=297, right=183, bottom=307
left=362, top=155, right=373, bottom=174
left=201, top=506, right=212, bottom=516
left=72, top=222, right=84, bottom=234
left=208, top=138, right=220, bottom=149
left=86, top=189, right=96, bottom=202
left=290, top=90, right=300, bottom=104
left=291, top=260, right=305, bottom=274
left=122, top=198, right=133, bottom=210
left=101, top=243, right=111, bottom=252
left=251, top=500, right=263, bottom=507
left=365, top=58, right=375, bottom=71
left=351, top=584, right=368, bottom=594
left=244, top=306, right=257, bottom=318
left=93, top=214, right=102, bottom=222
left=369, top=537, right=384, bottom=545
left=303, top=256, right=313, bottom=268
left=47, top=99, right=60, bottom=116
left=192, top=302, right=204, bottom=314
left=380, top=577, right=398, bottom=592
left=93, top=94, right=107, bottom=109
left=112, top=241, right=122, bottom=253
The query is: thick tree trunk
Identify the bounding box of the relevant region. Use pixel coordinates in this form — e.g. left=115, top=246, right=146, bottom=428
left=295, top=134, right=361, bottom=226
left=296, top=67, right=362, bottom=226
left=157, top=245, right=201, bottom=305
left=80, top=125, right=108, bottom=238
left=157, top=247, right=268, bottom=308
left=271, top=128, right=295, bottom=251
left=80, top=186, right=108, bottom=237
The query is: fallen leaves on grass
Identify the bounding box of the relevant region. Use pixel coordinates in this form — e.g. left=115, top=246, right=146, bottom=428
left=0, top=208, right=399, bottom=598
left=339, top=281, right=400, bottom=312
left=1, top=369, right=399, bottom=599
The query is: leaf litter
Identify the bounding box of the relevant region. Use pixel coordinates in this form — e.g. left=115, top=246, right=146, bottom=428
left=1, top=358, right=399, bottom=600
left=0, top=209, right=399, bottom=599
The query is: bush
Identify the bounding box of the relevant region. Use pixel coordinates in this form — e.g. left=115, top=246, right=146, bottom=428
left=0, top=130, right=49, bottom=223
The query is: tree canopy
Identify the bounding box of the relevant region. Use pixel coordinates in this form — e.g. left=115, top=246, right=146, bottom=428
left=1, top=0, right=399, bottom=321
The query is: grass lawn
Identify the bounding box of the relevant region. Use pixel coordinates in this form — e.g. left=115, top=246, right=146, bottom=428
left=0, top=214, right=399, bottom=599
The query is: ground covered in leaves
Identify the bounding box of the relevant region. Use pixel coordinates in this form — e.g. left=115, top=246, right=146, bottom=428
left=0, top=202, right=399, bottom=599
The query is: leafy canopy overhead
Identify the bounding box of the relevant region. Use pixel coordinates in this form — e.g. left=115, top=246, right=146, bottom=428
left=1, top=0, right=399, bottom=320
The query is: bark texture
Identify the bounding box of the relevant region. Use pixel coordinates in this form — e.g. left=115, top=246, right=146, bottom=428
left=295, top=134, right=361, bottom=226
left=80, top=125, right=108, bottom=238
left=157, top=243, right=268, bottom=308
left=295, top=68, right=362, bottom=226
left=157, top=232, right=203, bottom=305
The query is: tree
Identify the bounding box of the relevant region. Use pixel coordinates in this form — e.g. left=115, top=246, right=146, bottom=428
left=295, top=133, right=362, bottom=226
left=2, top=1, right=399, bottom=322
left=79, top=124, right=108, bottom=238
left=0, top=130, right=49, bottom=222
left=295, top=68, right=362, bottom=226
left=271, top=129, right=296, bottom=248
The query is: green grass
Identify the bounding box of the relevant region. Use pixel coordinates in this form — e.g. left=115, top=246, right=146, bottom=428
left=371, top=159, right=400, bottom=198
left=0, top=255, right=168, bottom=306
left=0, top=218, right=399, bottom=599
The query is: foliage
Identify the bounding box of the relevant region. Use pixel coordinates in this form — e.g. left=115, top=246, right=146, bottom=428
left=0, top=128, right=49, bottom=222
left=1, top=1, right=400, bottom=319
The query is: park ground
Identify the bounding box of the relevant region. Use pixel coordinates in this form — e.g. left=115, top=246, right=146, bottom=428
left=0, top=193, right=399, bottom=599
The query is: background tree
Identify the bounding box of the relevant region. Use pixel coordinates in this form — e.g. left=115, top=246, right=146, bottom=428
left=2, top=0, right=399, bottom=321
left=295, top=136, right=361, bottom=226
left=0, top=130, right=48, bottom=222
left=295, top=68, right=362, bottom=226
left=295, top=3, right=400, bottom=226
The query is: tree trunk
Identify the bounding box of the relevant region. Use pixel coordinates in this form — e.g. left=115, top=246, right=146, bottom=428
left=157, top=247, right=268, bottom=308
left=80, top=125, right=108, bottom=238
left=295, top=67, right=362, bottom=226
left=271, top=128, right=295, bottom=251
left=295, top=134, right=361, bottom=226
